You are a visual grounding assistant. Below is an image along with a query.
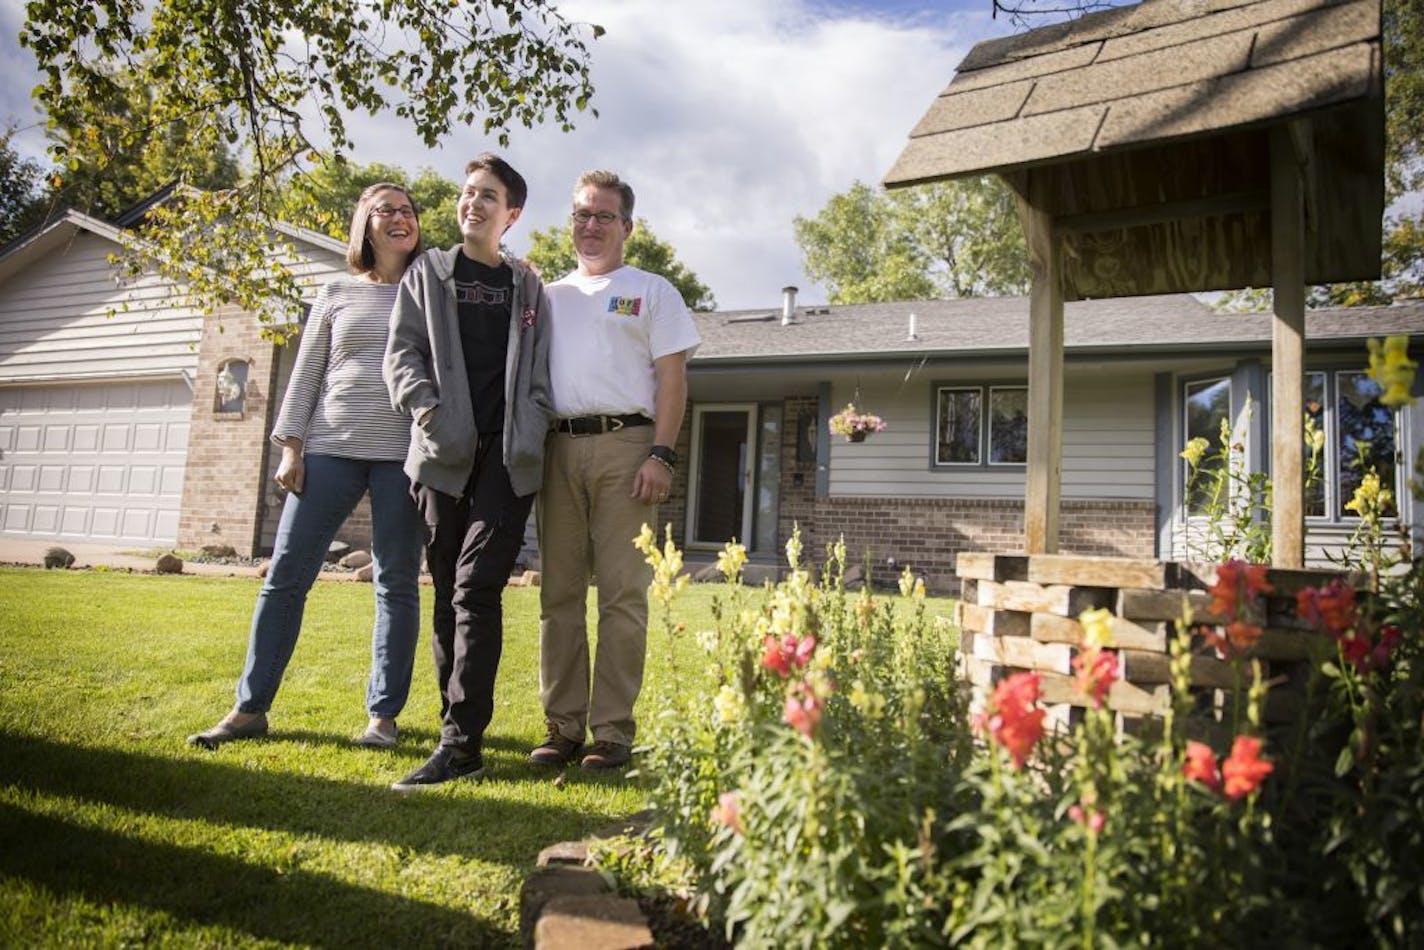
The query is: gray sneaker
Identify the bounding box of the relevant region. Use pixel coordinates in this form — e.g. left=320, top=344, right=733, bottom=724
left=529, top=724, right=583, bottom=767
left=391, top=747, right=485, bottom=791
left=187, top=713, right=268, bottom=750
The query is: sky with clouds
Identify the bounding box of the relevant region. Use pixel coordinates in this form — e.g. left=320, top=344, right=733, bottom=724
left=1, top=0, right=1024, bottom=310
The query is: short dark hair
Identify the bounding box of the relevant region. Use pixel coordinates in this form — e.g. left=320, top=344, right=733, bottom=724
left=346, top=181, right=422, bottom=275
left=574, top=170, right=634, bottom=220
left=465, top=153, right=528, bottom=210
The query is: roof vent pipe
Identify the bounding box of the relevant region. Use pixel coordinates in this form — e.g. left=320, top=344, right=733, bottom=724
left=907, top=312, right=919, bottom=341
left=781, top=285, right=798, bottom=326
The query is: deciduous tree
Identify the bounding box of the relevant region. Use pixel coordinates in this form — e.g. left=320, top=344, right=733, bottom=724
left=20, top=0, right=602, bottom=335
left=525, top=219, right=717, bottom=311
left=794, top=177, right=1028, bottom=305
left=0, top=126, right=48, bottom=245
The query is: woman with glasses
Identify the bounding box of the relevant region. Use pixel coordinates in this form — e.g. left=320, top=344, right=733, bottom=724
left=189, top=183, right=426, bottom=751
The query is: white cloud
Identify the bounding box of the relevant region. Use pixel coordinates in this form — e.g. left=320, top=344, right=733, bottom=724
left=2, top=0, right=1008, bottom=308
left=343, top=0, right=1007, bottom=308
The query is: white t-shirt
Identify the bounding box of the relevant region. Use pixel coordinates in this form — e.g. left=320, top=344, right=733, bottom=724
left=546, top=265, right=701, bottom=418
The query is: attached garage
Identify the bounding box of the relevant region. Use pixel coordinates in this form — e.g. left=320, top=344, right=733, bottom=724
left=0, top=200, right=348, bottom=555
left=0, top=379, right=191, bottom=543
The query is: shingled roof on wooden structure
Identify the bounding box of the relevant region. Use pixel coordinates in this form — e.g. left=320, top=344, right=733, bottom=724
left=882, top=0, right=1387, bottom=564
left=885, top=0, right=1385, bottom=301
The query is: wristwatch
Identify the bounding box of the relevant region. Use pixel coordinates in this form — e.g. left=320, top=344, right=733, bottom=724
left=648, top=444, right=678, bottom=470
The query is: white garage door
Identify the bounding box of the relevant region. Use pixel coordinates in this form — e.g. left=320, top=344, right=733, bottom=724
left=0, top=380, right=191, bottom=544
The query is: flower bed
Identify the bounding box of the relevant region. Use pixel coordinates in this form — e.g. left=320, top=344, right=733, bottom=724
left=599, top=527, right=1424, bottom=947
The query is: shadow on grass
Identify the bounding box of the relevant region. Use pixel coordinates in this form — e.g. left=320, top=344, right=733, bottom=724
left=0, top=731, right=622, bottom=866
left=0, top=802, right=507, bottom=947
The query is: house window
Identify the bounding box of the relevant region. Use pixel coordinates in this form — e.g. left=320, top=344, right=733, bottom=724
left=1335, top=370, right=1397, bottom=519
left=1182, top=376, right=1230, bottom=515
left=988, top=387, right=1027, bottom=464
left=934, top=384, right=1026, bottom=466
left=1241, top=369, right=1398, bottom=523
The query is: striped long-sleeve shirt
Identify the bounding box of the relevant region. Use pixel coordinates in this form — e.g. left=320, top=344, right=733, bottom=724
left=270, top=276, right=410, bottom=461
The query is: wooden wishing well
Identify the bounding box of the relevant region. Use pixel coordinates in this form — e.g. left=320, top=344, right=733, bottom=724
left=954, top=552, right=1359, bottom=735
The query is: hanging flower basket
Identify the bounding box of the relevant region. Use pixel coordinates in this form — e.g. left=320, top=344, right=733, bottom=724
left=828, top=403, right=886, bottom=443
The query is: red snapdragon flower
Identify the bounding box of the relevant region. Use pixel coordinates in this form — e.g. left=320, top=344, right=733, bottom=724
left=1372, top=624, right=1403, bottom=670
left=972, top=671, right=1046, bottom=769
left=783, top=683, right=823, bottom=738
left=1068, top=803, right=1106, bottom=834
left=1182, top=740, right=1222, bottom=792
left=1296, top=580, right=1357, bottom=636
left=1224, top=620, right=1264, bottom=652
left=1221, top=735, right=1274, bottom=800
left=1072, top=647, right=1119, bottom=708
left=762, top=633, right=816, bottom=678
left=1208, top=560, right=1274, bottom=621
left=710, top=791, right=743, bottom=834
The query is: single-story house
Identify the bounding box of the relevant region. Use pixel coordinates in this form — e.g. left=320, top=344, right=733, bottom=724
left=0, top=194, right=352, bottom=555
left=4, top=197, right=1420, bottom=588
left=670, top=289, right=1424, bottom=592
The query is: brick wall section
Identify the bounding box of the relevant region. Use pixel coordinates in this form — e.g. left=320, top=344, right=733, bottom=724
left=789, top=497, right=1156, bottom=594
left=177, top=307, right=281, bottom=556
left=179, top=308, right=375, bottom=557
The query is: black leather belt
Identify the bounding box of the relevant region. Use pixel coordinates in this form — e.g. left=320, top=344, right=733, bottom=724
left=555, top=413, right=653, bottom=436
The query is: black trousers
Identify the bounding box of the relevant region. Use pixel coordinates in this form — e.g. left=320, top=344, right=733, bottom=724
left=413, top=434, right=534, bottom=754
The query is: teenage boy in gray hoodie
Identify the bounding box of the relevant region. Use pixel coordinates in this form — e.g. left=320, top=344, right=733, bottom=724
left=383, top=153, right=553, bottom=789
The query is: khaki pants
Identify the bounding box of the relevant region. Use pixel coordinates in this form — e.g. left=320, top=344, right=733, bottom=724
left=536, top=426, right=655, bottom=747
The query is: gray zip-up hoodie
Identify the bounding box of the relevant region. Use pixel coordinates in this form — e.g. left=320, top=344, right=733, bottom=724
left=383, top=246, right=553, bottom=498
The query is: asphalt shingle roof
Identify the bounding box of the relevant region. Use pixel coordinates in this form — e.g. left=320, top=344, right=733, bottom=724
left=691, top=295, right=1424, bottom=363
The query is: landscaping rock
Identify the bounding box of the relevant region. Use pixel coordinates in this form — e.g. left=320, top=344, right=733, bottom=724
left=533, top=896, right=652, bottom=950
left=521, top=569, right=541, bottom=587
left=326, top=541, right=351, bottom=563
left=339, top=550, right=372, bottom=569
left=356, top=564, right=374, bottom=583
left=842, top=564, right=865, bottom=589
left=258, top=560, right=271, bottom=578
left=520, top=866, right=613, bottom=948
left=537, top=840, right=589, bottom=867
left=155, top=553, right=184, bottom=574
left=43, top=546, right=75, bottom=569
left=200, top=543, right=238, bottom=559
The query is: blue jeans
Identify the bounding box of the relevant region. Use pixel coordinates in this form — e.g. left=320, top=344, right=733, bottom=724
left=235, top=454, right=423, bottom=718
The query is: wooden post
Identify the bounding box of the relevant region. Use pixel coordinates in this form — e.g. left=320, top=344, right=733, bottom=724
left=1270, top=123, right=1307, bottom=568
left=1022, top=171, right=1064, bottom=554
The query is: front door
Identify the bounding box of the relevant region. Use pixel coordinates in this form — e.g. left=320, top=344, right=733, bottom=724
left=686, top=403, right=782, bottom=552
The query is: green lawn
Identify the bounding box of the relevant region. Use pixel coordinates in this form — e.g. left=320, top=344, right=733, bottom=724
left=0, top=566, right=955, bottom=947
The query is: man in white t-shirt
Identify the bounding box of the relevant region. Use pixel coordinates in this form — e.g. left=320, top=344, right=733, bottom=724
left=533, top=170, right=701, bottom=770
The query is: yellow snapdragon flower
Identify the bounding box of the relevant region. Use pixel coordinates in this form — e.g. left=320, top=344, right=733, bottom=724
left=1367, top=335, right=1417, bottom=409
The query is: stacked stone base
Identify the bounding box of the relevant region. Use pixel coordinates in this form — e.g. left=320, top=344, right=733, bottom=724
left=954, top=552, right=1353, bottom=737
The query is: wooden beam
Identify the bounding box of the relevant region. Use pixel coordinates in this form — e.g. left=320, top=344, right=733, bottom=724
left=1056, top=189, right=1270, bottom=235
left=1019, top=171, right=1064, bottom=554
left=1271, top=122, right=1308, bottom=568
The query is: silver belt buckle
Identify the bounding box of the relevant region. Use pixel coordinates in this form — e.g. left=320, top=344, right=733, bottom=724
left=606, top=415, right=624, bottom=432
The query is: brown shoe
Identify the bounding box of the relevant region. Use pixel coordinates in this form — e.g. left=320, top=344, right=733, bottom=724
left=580, top=740, right=631, bottom=770
left=529, top=723, right=583, bottom=767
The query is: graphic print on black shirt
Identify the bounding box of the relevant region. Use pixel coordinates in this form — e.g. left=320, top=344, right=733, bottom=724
left=452, top=252, right=513, bottom=435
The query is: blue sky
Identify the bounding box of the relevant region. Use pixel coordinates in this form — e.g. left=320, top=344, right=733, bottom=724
left=1, top=0, right=1022, bottom=308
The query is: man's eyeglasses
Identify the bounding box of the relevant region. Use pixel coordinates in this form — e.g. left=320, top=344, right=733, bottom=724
left=372, top=205, right=418, bottom=219
left=570, top=210, right=622, bottom=225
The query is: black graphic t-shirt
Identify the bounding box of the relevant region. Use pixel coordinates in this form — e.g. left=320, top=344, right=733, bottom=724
left=452, top=252, right=512, bottom=435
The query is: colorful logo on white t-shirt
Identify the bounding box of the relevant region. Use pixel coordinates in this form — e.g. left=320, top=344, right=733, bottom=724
left=607, top=295, right=642, bottom=317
